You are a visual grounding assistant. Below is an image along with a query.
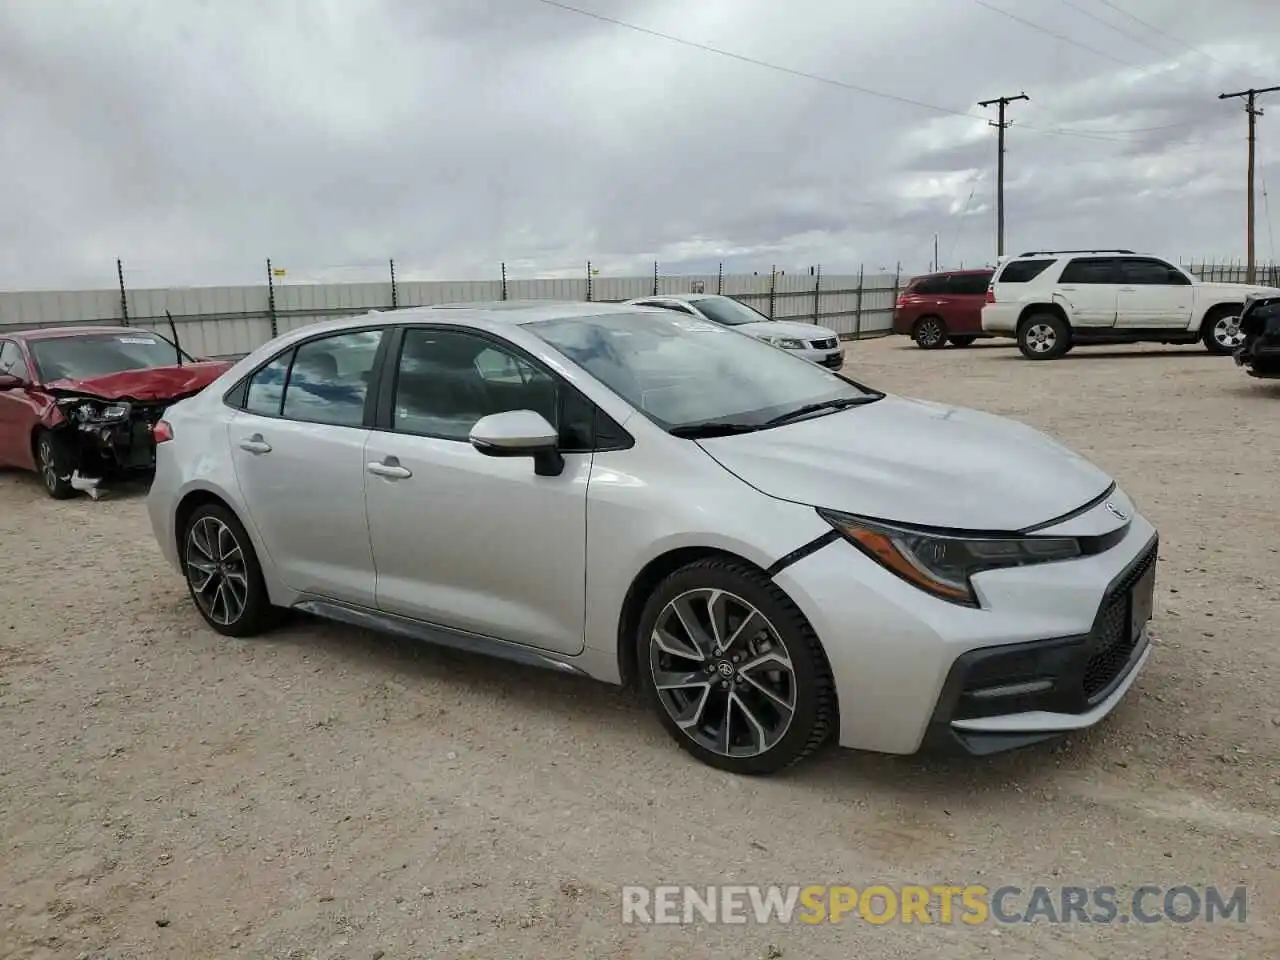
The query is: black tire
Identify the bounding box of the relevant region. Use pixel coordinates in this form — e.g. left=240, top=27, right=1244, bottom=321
left=34, top=429, right=78, bottom=500
left=1017, top=312, right=1072, bottom=360
left=948, top=335, right=978, bottom=347
left=1201, top=304, right=1243, bottom=355
left=636, top=558, right=836, bottom=775
left=180, top=502, right=278, bottom=638
left=912, top=316, right=948, bottom=349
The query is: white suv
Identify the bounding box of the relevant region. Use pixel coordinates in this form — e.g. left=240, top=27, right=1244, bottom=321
left=981, top=249, right=1280, bottom=360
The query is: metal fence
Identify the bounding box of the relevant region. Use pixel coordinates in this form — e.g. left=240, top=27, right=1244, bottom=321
left=0, top=262, right=907, bottom=360
left=1181, top=260, right=1280, bottom=285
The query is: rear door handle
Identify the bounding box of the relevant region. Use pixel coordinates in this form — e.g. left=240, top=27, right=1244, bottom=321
left=1118, top=286, right=1137, bottom=292
left=367, top=458, right=412, bottom=480
left=238, top=434, right=271, bottom=454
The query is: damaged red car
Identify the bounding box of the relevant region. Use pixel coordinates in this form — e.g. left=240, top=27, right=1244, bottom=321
left=0, top=326, right=232, bottom=499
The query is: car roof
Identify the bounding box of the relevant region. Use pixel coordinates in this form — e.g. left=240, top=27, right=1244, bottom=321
left=911, top=268, right=993, bottom=279
left=627, top=293, right=719, bottom=303
left=418, top=300, right=655, bottom=324
left=5, top=325, right=138, bottom=342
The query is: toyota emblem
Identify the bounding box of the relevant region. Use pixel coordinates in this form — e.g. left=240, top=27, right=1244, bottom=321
left=1105, top=501, right=1128, bottom=522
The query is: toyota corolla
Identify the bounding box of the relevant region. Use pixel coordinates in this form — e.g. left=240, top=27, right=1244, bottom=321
left=147, top=301, right=1157, bottom=774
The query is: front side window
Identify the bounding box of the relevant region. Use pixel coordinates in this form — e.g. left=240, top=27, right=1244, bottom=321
left=278, top=330, right=383, bottom=426
left=28, top=331, right=188, bottom=382
left=686, top=296, right=768, bottom=326
left=0, top=341, right=29, bottom=381
left=527, top=311, right=877, bottom=431
left=392, top=328, right=559, bottom=441
left=1120, top=259, right=1191, bottom=286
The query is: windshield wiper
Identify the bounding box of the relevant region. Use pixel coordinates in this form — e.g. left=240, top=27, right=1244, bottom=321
left=669, top=420, right=762, bottom=439
left=762, top=395, right=879, bottom=427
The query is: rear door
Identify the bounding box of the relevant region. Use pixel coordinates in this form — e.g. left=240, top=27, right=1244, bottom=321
left=1116, top=258, right=1194, bottom=328
left=943, top=272, right=993, bottom=333
left=226, top=327, right=385, bottom=607
left=1055, top=258, right=1119, bottom=328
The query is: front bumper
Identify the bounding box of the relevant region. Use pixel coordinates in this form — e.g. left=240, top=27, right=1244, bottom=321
left=1234, top=335, right=1280, bottom=378
left=792, top=346, right=844, bottom=368
left=773, top=490, right=1157, bottom=756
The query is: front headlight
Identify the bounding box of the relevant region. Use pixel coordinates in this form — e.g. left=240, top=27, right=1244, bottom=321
left=765, top=337, right=806, bottom=349
left=818, top=509, right=1081, bottom=606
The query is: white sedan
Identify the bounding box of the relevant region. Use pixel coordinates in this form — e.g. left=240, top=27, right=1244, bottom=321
left=625, top=294, right=845, bottom=368
left=146, top=301, right=1157, bottom=774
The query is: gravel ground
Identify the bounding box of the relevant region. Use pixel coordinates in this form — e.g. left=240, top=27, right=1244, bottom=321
left=1, top=336, right=1278, bottom=960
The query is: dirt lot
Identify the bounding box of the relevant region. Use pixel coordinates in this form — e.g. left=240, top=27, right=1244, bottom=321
left=1, top=336, right=1278, bottom=960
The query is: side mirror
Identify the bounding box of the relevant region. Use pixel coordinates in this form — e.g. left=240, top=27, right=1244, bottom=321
left=469, top=410, right=564, bottom=477
left=0, top=373, right=25, bottom=391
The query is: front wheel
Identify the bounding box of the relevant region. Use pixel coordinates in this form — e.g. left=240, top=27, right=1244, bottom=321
left=637, top=558, right=836, bottom=775
left=1017, top=312, right=1072, bottom=360
left=1202, top=305, right=1244, bottom=354
left=35, top=430, right=78, bottom=499
left=181, top=502, right=278, bottom=637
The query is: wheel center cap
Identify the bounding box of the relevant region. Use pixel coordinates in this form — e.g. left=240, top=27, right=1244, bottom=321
left=716, top=660, right=735, bottom=678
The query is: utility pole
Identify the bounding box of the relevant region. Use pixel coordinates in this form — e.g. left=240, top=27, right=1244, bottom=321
left=1219, top=85, right=1280, bottom=284
left=978, top=92, right=1029, bottom=258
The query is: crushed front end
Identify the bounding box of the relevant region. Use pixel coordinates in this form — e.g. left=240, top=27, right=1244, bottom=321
left=47, top=393, right=191, bottom=495
left=1234, top=294, right=1280, bottom=379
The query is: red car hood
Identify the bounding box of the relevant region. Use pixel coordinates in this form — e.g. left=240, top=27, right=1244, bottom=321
left=44, top=360, right=233, bottom=401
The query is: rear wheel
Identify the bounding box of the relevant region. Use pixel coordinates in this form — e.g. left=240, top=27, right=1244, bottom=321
left=637, top=558, right=836, bottom=775
left=912, top=317, right=947, bottom=349
left=181, top=502, right=277, bottom=637
left=1017, top=312, right=1072, bottom=360
left=34, top=430, right=78, bottom=500
left=1202, top=305, right=1244, bottom=354
left=948, top=335, right=977, bottom=347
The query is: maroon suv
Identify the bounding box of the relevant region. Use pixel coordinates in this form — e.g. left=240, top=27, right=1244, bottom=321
left=892, top=269, right=994, bottom=349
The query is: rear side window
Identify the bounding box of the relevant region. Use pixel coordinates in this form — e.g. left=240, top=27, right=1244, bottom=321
left=948, top=273, right=993, bottom=295
left=997, top=259, right=1054, bottom=284
left=281, top=330, right=383, bottom=426
left=1059, top=258, right=1118, bottom=284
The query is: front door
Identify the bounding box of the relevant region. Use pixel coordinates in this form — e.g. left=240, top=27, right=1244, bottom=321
left=227, top=328, right=385, bottom=607
left=363, top=326, right=590, bottom=655
left=1055, top=257, right=1119, bottom=328
left=1116, top=258, right=1195, bottom=328
left=0, top=339, right=34, bottom=468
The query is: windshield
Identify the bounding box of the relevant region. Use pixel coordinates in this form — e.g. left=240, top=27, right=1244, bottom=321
left=688, top=296, right=769, bottom=327
left=30, top=331, right=189, bottom=382
left=525, top=311, right=876, bottom=431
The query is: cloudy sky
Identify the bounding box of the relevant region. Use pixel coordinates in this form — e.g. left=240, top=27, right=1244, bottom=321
left=2, top=0, right=1279, bottom=290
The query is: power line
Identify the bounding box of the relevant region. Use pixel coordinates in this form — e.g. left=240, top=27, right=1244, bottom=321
left=530, top=0, right=1170, bottom=143
left=969, top=0, right=1145, bottom=69
left=1092, top=0, right=1227, bottom=66
left=1053, top=0, right=1178, bottom=59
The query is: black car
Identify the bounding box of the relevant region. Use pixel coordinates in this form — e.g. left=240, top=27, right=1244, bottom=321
left=1233, top=293, right=1280, bottom=379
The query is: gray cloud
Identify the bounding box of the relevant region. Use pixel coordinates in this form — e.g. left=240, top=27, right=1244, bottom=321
left=1, top=0, right=1279, bottom=291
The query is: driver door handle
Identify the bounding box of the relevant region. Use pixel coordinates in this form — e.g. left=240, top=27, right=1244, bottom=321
left=238, top=434, right=272, bottom=454
left=367, top=457, right=412, bottom=480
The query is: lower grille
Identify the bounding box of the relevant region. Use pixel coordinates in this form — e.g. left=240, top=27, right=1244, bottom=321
left=1082, top=540, right=1156, bottom=701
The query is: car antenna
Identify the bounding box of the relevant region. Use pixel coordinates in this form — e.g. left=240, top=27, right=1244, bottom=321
left=165, top=310, right=183, bottom=365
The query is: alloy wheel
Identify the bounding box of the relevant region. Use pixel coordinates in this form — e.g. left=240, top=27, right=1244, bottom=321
left=1212, top=313, right=1244, bottom=350
left=185, top=515, right=249, bottom=627
left=648, top=587, right=796, bottom=759
left=37, top=439, right=58, bottom=493
left=916, top=319, right=944, bottom=348
left=1024, top=322, right=1058, bottom=353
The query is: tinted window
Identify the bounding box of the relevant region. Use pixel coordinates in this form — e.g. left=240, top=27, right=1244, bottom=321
left=0, top=341, right=29, bottom=381
left=909, top=276, right=948, bottom=295
left=244, top=352, right=291, bottom=416
left=948, top=273, right=994, bottom=295
left=280, top=329, right=383, bottom=426
left=1059, top=258, right=1118, bottom=284
left=29, top=331, right=187, bottom=382
left=392, top=329, right=559, bottom=442
left=1120, top=259, right=1190, bottom=286
left=645, top=301, right=696, bottom=316
left=997, top=259, right=1054, bottom=283
left=687, top=296, right=768, bottom=326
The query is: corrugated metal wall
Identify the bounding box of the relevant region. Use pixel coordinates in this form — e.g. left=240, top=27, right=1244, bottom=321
left=0, top=271, right=905, bottom=359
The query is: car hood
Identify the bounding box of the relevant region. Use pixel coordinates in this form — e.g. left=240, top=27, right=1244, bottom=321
left=696, top=394, right=1113, bottom=531
left=736, top=320, right=837, bottom=340
left=1195, top=281, right=1280, bottom=298
left=44, top=360, right=233, bottom=402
